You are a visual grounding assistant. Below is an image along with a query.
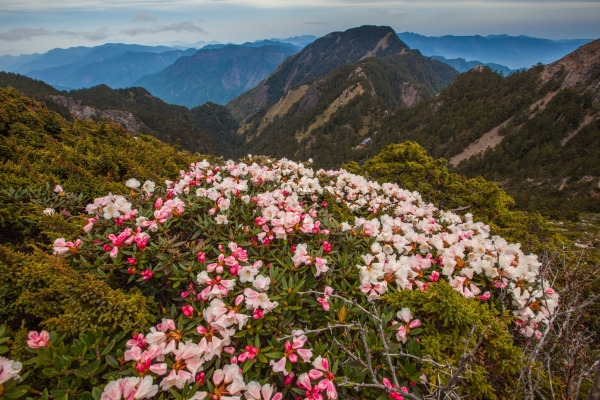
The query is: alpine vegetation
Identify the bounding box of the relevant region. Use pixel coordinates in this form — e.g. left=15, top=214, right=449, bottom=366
left=2, top=156, right=561, bottom=399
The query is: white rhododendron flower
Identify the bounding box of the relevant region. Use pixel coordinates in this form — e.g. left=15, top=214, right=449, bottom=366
left=126, top=178, right=141, bottom=189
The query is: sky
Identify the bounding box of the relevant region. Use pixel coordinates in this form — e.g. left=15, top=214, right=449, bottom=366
left=1, top=0, right=599, bottom=56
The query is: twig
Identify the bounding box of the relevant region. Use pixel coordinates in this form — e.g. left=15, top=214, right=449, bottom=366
left=277, top=323, right=356, bottom=341
left=371, top=303, right=399, bottom=388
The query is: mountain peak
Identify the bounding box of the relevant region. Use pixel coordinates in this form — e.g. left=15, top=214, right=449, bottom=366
left=227, top=25, right=408, bottom=121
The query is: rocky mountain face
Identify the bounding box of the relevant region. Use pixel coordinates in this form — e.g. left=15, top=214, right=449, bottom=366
left=227, top=25, right=410, bottom=122
left=48, top=95, right=144, bottom=134
left=456, top=39, right=600, bottom=217
left=134, top=45, right=299, bottom=108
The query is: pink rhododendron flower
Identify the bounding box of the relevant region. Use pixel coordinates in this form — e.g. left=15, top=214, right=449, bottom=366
left=124, top=346, right=167, bottom=375
left=270, top=334, right=312, bottom=376
left=317, top=286, right=334, bottom=311
left=53, top=238, right=82, bottom=255
left=27, top=330, right=50, bottom=348
left=100, top=376, right=158, bottom=400
left=395, top=308, right=421, bottom=343
left=182, top=305, right=194, bottom=318
left=297, top=373, right=324, bottom=400
left=245, top=381, right=283, bottom=400
left=308, top=356, right=337, bottom=399
left=141, top=270, right=154, bottom=280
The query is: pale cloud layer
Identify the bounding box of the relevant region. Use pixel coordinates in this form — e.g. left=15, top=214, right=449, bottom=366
left=0, top=27, right=109, bottom=41
left=0, top=0, right=598, bottom=55
left=121, top=21, right=207, bottom=36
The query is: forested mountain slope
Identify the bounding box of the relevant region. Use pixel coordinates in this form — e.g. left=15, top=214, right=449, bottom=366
left=0, top=72, right=241, bottom=158
left=234, top=50, right=458, bottom=168
left=354, top=39, right=600, bottom=218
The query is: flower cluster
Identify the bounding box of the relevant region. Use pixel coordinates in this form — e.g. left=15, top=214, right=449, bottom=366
left=45, top=156, right=558, bottom=399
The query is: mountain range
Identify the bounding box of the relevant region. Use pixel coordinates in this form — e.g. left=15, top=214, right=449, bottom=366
left=1, top=25, right=598, bottom=220
left=430, top=56, right=515, bottom=76
left=1, top=31, right=590, bottom=110
left=230, top=26, right=458, bottom=166
left=398, top=32, right=592, bottom=69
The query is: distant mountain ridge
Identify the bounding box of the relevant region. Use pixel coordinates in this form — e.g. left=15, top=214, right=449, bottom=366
left=28, top=48, right=197, bottom=90
left=398, top=32, right=593, bottom=69
left=10, top=43, right=175, bottom=74
left=431, top=56, right=515, bottom=76
left=134, top=44, right=300, bottom=108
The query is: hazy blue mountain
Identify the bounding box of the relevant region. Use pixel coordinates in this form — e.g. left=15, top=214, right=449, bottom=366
left=201, top=44, right=227, bottom=50
left=134, top=44, right=299, bottom=108
left=397, top=32, right=593, bottom=69
left=41, top=48, right=197, bottom=90
left=13, top=43, right=174, bottom=74
left=0, top=53, right=42, bottom=72
left=272, top=35, right=317, bottom=48
left=431, top=56, right=514, bottom=76
left=241, top=40, right=301, bottom=52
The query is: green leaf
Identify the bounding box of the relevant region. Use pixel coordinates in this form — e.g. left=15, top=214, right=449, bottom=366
left=233, top=330, right=247, bottom=338
left=92, top=387, right=103, bottom=400
left=105, top=354, right=118, bottom=368
left=5, top=388, right=29, bottom=399
left=242, top=359, right=253, bottom=373
left=257, top=353, right=268, bottom=364
left=263, top=351, right=284, bottom=359
left=101, top=340, right=115, bottom=355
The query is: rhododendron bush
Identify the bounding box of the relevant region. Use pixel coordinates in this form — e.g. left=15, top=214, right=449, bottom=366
left=2, top=157, right=560, bottom=399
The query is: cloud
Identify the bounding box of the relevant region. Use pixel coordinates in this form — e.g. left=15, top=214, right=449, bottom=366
left=132, top=13, right=157, bottom=23
left=121, top=20, right=207, bottom=36
left=303, top=22, right=330, bottom=25
left=0, top=27, right=109, bottom=41
left=370, top=7, right=410, bottom=18
left=0, top=28, right=49, bottom=41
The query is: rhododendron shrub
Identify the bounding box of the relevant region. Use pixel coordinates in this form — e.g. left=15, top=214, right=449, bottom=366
left=15, top=157, right=559, bottom=399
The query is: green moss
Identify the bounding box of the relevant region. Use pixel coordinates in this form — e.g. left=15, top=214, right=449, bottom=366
left=383, top=281, right=523, bottom=399
left=0, top=245, right=156, bottom=337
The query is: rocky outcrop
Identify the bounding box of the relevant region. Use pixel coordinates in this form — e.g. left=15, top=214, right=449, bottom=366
left=49, top=95, right=143, bottom=134
left=541, top=38, right=600, bottom=101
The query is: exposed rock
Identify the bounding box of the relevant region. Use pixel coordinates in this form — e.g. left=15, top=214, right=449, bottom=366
left=360, top=32, right=392, bottom=60
left=49, top=95, right=143, bottom=134
left=299, top=83, right=319, bottom=110
left=296, top=83, right=365, bottom=142
left=400, top=82, right=420, bottom=108
left=540, top=38, right=600, bottom=100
